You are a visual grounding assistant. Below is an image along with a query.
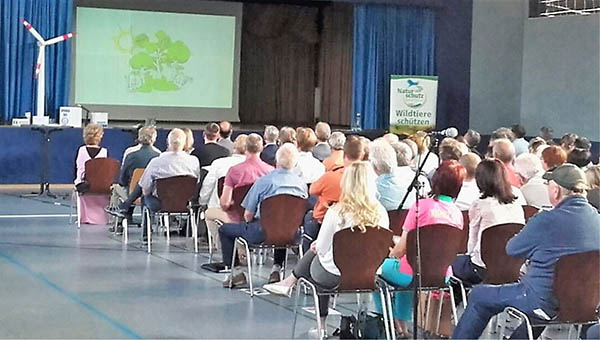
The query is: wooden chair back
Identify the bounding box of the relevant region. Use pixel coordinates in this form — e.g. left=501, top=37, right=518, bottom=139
left=388, top=209, right=409, bottom=235
left=259, top=195, right=307, bottom=246
left=554, top=250, right=600, bottom=322
left=230, top=184, right=252, bottom=221
left=523, top=205, right=539, bottom=221
left=217, top=177, right=225, bottom=197
left=156, top=176, right=198, bottom=213
left=129, top=168, right=145, bottom=192
left=84, top=158, right=120, bottom=194
left=480, top=223, right=525, bottom=284
left=458, top=210, right=470, bottom=253
left=333, top=227, right=393, bottom=291
left=406, top=224, right=463, bottom=287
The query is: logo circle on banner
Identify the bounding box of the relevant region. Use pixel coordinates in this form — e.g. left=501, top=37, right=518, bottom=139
left=402, top=80, right=426, bottom=108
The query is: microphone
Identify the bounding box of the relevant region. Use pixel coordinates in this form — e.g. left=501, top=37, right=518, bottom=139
left=429, top=127, right=458, bottom=138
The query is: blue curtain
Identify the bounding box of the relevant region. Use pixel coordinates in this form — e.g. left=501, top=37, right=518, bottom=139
left=0, top=0, right=73, bottom=123
left=353, top=5, right=436, bottom=130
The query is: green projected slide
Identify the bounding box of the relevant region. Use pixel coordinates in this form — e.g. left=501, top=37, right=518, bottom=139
left=75, top=7, right=236, bottom=108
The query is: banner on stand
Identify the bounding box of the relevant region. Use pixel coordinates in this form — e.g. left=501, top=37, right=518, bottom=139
left=389, top=75, right=438, bottom=135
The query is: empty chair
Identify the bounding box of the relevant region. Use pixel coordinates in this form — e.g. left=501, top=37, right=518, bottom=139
left=480, top=223, right=525, bottom=284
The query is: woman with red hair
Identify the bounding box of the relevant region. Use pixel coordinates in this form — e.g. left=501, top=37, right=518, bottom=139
left=374, top=160, right=466, bottom=337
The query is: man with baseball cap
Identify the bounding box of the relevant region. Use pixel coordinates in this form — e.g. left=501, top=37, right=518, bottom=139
left=453, top=163, right=600, bottom=339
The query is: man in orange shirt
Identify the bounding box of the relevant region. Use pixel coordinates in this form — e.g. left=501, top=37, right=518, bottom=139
left=302, top=135, right=366, bottom=252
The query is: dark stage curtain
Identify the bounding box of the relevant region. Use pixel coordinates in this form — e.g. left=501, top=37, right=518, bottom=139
left=319, top=3, right=353, bottom=126
left=0, top=0, right=73, bottom=123
left=239, top=4, right=318, bottom=126
left=352, top=4, right=436, bottom=130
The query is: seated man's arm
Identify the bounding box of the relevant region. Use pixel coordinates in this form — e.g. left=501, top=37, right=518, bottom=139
left=240, top=182, right=261, bottom=222
left=220, top=186, right=233, bottom=210
left=137, top=161, right=155, bottom=196
left=310, top=172, right=327, bottom=196
left=506, top=218, right=539, bottom=259
left=119, top=154, right=132, bottom=187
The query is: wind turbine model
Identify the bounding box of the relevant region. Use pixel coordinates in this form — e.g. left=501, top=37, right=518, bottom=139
left=22, top=19, right=75, bottom=117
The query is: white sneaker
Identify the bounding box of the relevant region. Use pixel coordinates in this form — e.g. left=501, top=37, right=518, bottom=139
left=263, top=282, right=293, bottom=297
left=307, top=327, right=327, bottom=339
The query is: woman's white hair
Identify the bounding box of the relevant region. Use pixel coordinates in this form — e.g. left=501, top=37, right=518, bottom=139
left=264, top=125, right=279, bottom=143
left=514, top=153, right=544, bottom=180
left=391, top=142, right=413, bottom=167
left=275, top=143, right=299, bottom=169
left=368, top=140, right=397, bottom=174
left=328, top=131, right=346, bottom=150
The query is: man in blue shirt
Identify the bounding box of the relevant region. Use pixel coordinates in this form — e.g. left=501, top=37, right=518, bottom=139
left=453, top=163, right=600, bottom=339
left=220, top=143, right=308, bottom=288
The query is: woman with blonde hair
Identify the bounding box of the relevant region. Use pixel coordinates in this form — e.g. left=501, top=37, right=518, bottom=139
left=183, top=127, right=195, bottom=154
left=74, top=124, right=109, bottom=224
left=410, top=130, right=439, bottom=175
left=263, top=161, right=389, bottom=337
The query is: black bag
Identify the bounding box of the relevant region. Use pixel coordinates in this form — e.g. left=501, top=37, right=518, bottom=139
left=76, top=181, right=90, bottom=193
left=334, top=311, right=387, bottom=339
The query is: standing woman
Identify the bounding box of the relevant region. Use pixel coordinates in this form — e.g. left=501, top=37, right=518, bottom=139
left=74, top=124, right=109, bottom=224
left=263, top=161, right=389, bottom=338
left=375, top=160, right=465, bottom=338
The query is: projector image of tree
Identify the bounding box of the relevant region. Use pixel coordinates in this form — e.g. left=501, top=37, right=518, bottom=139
left=117, top=30, right=192, bottom=93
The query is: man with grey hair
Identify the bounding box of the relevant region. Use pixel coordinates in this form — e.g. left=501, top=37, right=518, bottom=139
left=107, top=126, right=160, bottom=230
left=391, top=141, right=431, bottom=209
left=313, top=122, right=332, bottom=161
left=492, top=138, right=521, bottom=187
left=136, top=129, right=201, bottom=241
left=464, top=129, right=482, bottom=157
left=217, top=121, right=234, bottom=153
left=369, top=140, right=402, bottom=210
left=323, top=131, right=346, bottom=171
left=220, top=143, right=308, bottom=287
left=514, top=153, right=551, bottom=208
left=454, top=163, right=599, bottom=339
left=260, top=125, right=279, bottom=167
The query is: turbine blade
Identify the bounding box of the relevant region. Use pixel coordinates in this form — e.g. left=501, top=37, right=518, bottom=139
left=46, top=32, right=76, bottom=45
left=21, top=19, right=45, bottom=43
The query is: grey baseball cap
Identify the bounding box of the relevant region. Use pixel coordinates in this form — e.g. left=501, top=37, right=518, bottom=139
left=542, top=163, right=588, bottom=190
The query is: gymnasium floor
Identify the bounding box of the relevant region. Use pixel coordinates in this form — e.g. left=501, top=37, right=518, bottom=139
left=0, top=189, right=577, bottom=339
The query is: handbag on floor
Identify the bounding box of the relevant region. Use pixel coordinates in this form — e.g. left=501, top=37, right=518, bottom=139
left=333, top=311, right=387, bottom=339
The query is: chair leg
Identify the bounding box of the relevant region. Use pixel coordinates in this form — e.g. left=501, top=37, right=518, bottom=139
left=122, top=218, right=128, bottom=244
left=283, top=248, right=289, bottom=277
left=69, top=190, right=74, bottom=224
left=505, top=307, right=535, bottom=340
left=385, top=285, right=397, bottom=340
left=435, top=290, right=444, bottom=335
left=76, top=193, right=81, bottom=229
left=424, top=291, right=432, bottom=332
left=378, top=286, right=392, bottom=340
left=237, top=239, right=253, bottom=296
left=292, top=278, right=303, bottom=339
left=164, top=214, right=170, bottom=242
left=448, top=284, right=459, bottom=327
left=190, top=210, right=198, bottom=253
left=207, top=226, right=214, bottom=262
left=144, top=207, right=152, bottom=253
left=230, top=238, right=239, bottom=289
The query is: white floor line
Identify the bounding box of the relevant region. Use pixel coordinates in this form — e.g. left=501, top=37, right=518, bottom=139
left=0, top=214, right=71, bottom=218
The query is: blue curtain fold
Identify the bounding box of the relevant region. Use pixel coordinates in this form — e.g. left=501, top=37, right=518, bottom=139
left=0, top=0, right=73, bottom=123
left=353, top=5, right=436, bottom=130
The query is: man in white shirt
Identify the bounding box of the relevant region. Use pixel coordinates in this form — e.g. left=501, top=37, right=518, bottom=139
left=199, top=135, right=248, bottom=250
left=455, top=153, right=482, bottom=210
left=514, top=153, right=551, bottom=208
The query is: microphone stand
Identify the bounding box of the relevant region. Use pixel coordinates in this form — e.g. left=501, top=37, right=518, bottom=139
left=396, top=135, right=439, bottom=340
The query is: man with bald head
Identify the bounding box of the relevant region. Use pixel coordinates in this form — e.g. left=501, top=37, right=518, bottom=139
left=218, top=121, right=234, bottom=153
left=312, top=122, right=332, bottom=161
left=492, top=138, right=521, bottom=187
left=455, top=152, right=482, bottom=210
left=138, top=128, right=201, bottom=242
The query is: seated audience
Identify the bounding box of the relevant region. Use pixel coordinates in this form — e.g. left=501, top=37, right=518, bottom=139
left=279, top=126, right=297, bottom=146
left=260, top=125, right=279, bottom=167
left=574, top=136, right=591, bottom=152
left=220, top=144, right=308, bottom=287
left=374, top=160, right=466, bottom=337
left=453, top=163, right=600, bottom=339
left=390, top=141, right=431, bottom=209
left=410, top=131, right=439, bottom=175
left=514, top=153, right=551, bottom=208
left=192, top=122, right=231, bottom=168
left=585, top=165, right=600, bottom=211
left=74, top=124, right=109, bottom=225
left=528, top=137, right=547, bottom=156
left=322, top=131, right=346, bottom=171
left=439, top=137, right=463, bottom=162
left=204, top=134, right=274, bottom=252
left=538, top=126, right=554, bottom=143
left=560, top=133, right=578, bottom=154
left=399, top=138, right=418, bottom=169
left=199, top=135, right=248, bottom=250
left=302, top=136, right=365, bottom=253
left=568, top=148, right=592, bottom=169
left=369, top=140, right=402, bottom=210
left=492, top=138, right=521, bottom=187
left=121, top=124, right=161, bottom=165
left=108, top=127, right=160, bottom=225
left=541, top=145, right=567, bottom=170
left=294, top=128, right=325, bottom=184
left=464, top=129, right=482, bottom=157
left=183, top=128, right=195, bottom=154
left=218, top=121, right=234, bottom=153
left=312, top=122, right=332, bottom=161
left=383, top=132, right=399, bottom=145
left=487, top=127, right=516, bottom=157
left=455, top=152, right=482, bottom=210
left=263, top=161, right=389, bottom=339
left=138, top=129, right=201, bottom=242
left=511, top=124, right=529, bottom=156
left=452, top=159, right=525, bottom=286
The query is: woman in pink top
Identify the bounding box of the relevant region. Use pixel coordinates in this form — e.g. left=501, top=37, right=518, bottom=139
left=374, top=160, right=465, bottom=337
left=74, top=124, right=109, bottom=225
